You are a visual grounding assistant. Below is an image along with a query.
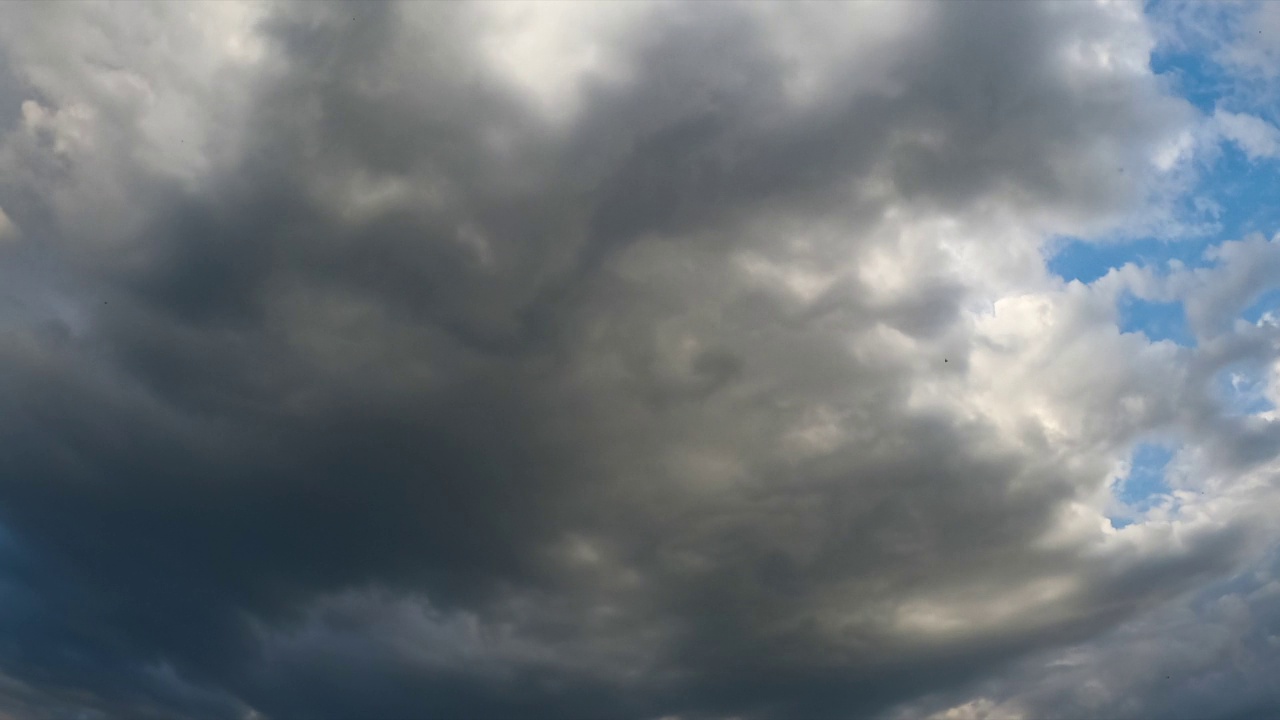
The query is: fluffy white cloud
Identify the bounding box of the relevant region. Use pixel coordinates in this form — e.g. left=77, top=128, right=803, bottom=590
left=1214, top=109, right=1280, bottom=160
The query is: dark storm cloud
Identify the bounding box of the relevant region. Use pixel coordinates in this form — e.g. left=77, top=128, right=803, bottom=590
left=0, top=2, right=1274, bottom=719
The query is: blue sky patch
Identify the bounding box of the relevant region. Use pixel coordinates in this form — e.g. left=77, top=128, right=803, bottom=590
left=1049, top=3, right=1280, bottom=356
left=1120, top=443, right=1174, bottom=507
left=1046, top=236, right=1204, bottom=285
left=1209, top=143, right=1280, bottom=239
left=1149, top=33, right=1230, bottom=114
left=1111, top=443, right=1175, bottom=529
left=1242, top=287, right=1280, bottom=324
left=1118, top=294, right=1194, bottom=346
left=1214, top=364, right=1275, bottom=416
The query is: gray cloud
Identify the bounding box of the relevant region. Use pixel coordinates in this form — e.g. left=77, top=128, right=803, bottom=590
left=0, top=2, right=1277, bottom=719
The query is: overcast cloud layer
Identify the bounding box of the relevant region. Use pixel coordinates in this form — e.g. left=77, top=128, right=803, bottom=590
left=1, top=2, right=1279, bottom=719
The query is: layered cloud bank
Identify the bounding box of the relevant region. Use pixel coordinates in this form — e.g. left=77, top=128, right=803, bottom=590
left=0, top=2, right=1278, bottom=719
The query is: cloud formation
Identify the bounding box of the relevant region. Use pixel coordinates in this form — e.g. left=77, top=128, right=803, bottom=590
left=0, top=2, right=1278, bottom=719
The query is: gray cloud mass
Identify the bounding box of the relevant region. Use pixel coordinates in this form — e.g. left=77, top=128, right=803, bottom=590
left=0, top=2, right=1278, bottom=719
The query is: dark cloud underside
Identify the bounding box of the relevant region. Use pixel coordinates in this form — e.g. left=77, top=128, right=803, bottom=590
left=0, top=2, right=1278, bottom=719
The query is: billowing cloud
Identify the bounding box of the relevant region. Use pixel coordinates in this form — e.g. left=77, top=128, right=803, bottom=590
left=0, top=2, right=1278, bottom=719
left=1214, top=109, right=1280, bottom=161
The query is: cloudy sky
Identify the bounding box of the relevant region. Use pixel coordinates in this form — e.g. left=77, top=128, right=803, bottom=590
left=0, top=1, right=1278, bottom=718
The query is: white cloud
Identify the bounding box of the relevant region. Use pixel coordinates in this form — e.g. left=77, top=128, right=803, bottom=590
left=924, top=697, right=1026, bottom=720
left=0, top=206, right=17, bottom=243
left=1214, top=108, right=1280, bottom=160
left=1215, top=1, right=1280, bottom=82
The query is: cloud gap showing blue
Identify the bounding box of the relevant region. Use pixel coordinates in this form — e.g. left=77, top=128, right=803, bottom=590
left=1111, top=443, right=1175, bottom=529
left=1047, top=237, right=1203, bottom=285
left=1118, top=294, right=1194, bottom=347
left=1242, top=288, right=1280, bottom=325
left=1214, top=363, right=1275, bottom=417
left=1048, top=14, right=1280, bottom=346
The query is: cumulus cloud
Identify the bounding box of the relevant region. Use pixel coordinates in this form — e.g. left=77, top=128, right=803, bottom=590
left=1214, top=1, right=1280, bottom=83
left=1214, top=109, right=1280, bottom=161
left=0, top=2, right=1277, bottom=719
left=889, top=544, right=1280, bottom=720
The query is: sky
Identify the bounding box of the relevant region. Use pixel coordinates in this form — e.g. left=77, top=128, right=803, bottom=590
left=0, top=1, right=1278, bottom=719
